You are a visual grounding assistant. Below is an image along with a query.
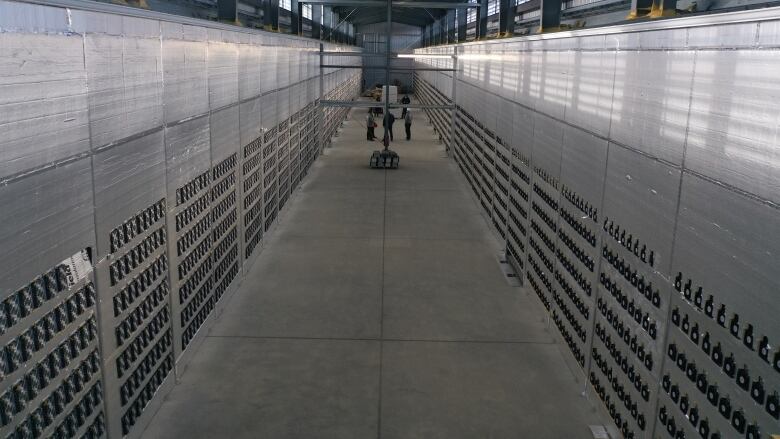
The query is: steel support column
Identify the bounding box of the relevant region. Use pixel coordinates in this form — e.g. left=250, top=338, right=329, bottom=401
left=649, top=0, right=676, bottom=17
left=217, top=0, right=238, bottom=22
left=477, top=0, right=488, bottom=39
left=312, top=5, right=322, bottom=39
left=499, top=0, right=515, bottom=36
left=429, top=24, right=434, bottom=46
left=628, top=0, right=652, bottom=17
left=291, top=0, right=301, bottom=34
left=447, top=10, right=456, bottom=43
left=539, top=0, right=561, bottom=31
left=448, top=47, right=458, bottom=154
left=457, top=6, right=467, bottom=41
left=331, top=10, right=338, bottom=42
left=302, top=0, right=480, bottom=7
left=323, top=6, right=331, bottom=41
left=265, top=0, right=279, bottom=30
left=383, top=1, right=392, bottom=148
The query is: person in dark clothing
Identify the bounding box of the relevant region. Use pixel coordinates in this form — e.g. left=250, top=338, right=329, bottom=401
left=383, top=112, right=396, bottom=142
left=401, top=94, right=411, bottom=117
left=366, top=110, right=376, bottom=141
left=404, top=110, right=412, bottom=141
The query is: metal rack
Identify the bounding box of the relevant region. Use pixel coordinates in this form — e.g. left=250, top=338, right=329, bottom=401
left=0, top=0, right=362, bottom=437
left=415, top=7, right=780, bottom=438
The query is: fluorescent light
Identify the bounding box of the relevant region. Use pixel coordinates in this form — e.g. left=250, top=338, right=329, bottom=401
left=397, top=54, right=455, bottom=59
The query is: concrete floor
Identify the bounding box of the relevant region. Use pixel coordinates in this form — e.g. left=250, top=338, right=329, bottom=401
left=143, top=104, right=605, bottom=438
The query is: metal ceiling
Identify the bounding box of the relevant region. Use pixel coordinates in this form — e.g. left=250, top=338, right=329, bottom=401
left=337, top=7, right=438, bottom=26
left=307, top=0, right=476, bottom=27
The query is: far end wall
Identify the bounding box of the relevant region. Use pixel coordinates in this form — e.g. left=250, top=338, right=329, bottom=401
left=356, top=22, right=422, bottom=94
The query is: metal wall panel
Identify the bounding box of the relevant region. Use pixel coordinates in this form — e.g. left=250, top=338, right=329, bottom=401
left=0, top=33, right=90, bottom=180
left=609, top=51, right=693, bottom=165
left=560, top=126, right=608, bottom=211
left=672, top=174, right=780, bottom=355
left=161, top=25, right=209, bottom=124
left=416, top=8, right=780, bottom=438
left=536, top=49, right=571, bottom=121
left=210, top=106, right=241, bottom=164
left=85, top=33, right=164, bottom=149
left=207, top=39, right=239, bottom=110
left=239, top=97, right=263, bottom=147
left=530, top=112, right=564, bottom=178
left=0, top=158, right=95, bottom=295
left=511, top=104, right=535, bottom=161
left=164, top=118, right=212, bottom=197
left=758, top=19, right=780, bottom=46
left=519, top=50, right=542, bottom=112
left=260, top=44, right=278, bottom=94
left=0, top=0, right=70, bottom=32
left=685, top=50, right=780, bottom=204
left=92, top=132, right=168, bottom=261
left=209, top=106, right=241, bottom=310
left=0, top=2, right=362, bottom=436
left=277, top=46, right=290, bottom=89
left=262, top=91, right=280, bottom=129
left=686, top=22, right=758, bottom=48
left=163, top=116, right=214, bottom=367
left=601, top=146, right=680, bottom=279
left=91, top=131, right=173, bottom=439
left=238, top=38, right=260, bottom=101
left=563, top=49, right=614, bottom=138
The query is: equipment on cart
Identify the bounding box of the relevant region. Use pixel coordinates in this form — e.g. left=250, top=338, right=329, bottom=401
left=370, top=149, right=399, bottom=169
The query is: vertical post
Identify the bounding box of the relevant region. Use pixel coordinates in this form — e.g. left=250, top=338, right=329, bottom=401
left=383, top=0, right=392, bottom=150
left=447, top=10, right=455, bottom=43
left=499, top=0, right=515, bottom=36
left=217, top=0, right=238, bottom=23
left=312, top=5, right=322, bottom=39
left=448, top=49, right=457, bottom=154
left=319, top=42, right=325, bottom=148
left=539, top=0, right=562, bottom=32
left=265, top=0, right=279, bottom=31
left=330, top=9, right=335, bottom=42
left=649, top=0, right=676, bottom=17
left=477, top=0, right=488, bottom=39
left=331, top=10, right=337, bottom=42
left=628, top=0, right=650, bottom=18
left=429, top=23, right=434, bottom=46
left=457, top=6, right=467, bottom=42
left=291, top=0, right=300, bottom=34
left=323, top=6, right=329, bottom=41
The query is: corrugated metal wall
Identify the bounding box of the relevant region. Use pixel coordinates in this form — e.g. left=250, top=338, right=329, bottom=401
left=357, top=22, right=422, bottom=93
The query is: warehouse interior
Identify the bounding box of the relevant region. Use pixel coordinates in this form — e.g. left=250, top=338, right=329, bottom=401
left=1, top=0, right=779, bottom=438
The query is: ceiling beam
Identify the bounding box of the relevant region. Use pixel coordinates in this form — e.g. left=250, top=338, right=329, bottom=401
left=302, top=0, right=479, bottom=8
left=344, top=9, right=437, bottom=26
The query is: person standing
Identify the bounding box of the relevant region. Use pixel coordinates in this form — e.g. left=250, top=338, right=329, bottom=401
left=383, top=112, right=396, bottom=142
left=404, top=110, right=412, bottom=141
left=401, top=94, right=411, bottom=117
left=366, top=110, right=376, bottom=141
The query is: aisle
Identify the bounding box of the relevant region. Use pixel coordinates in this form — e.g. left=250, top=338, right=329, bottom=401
left=143, top=102, right=602, bottom=438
